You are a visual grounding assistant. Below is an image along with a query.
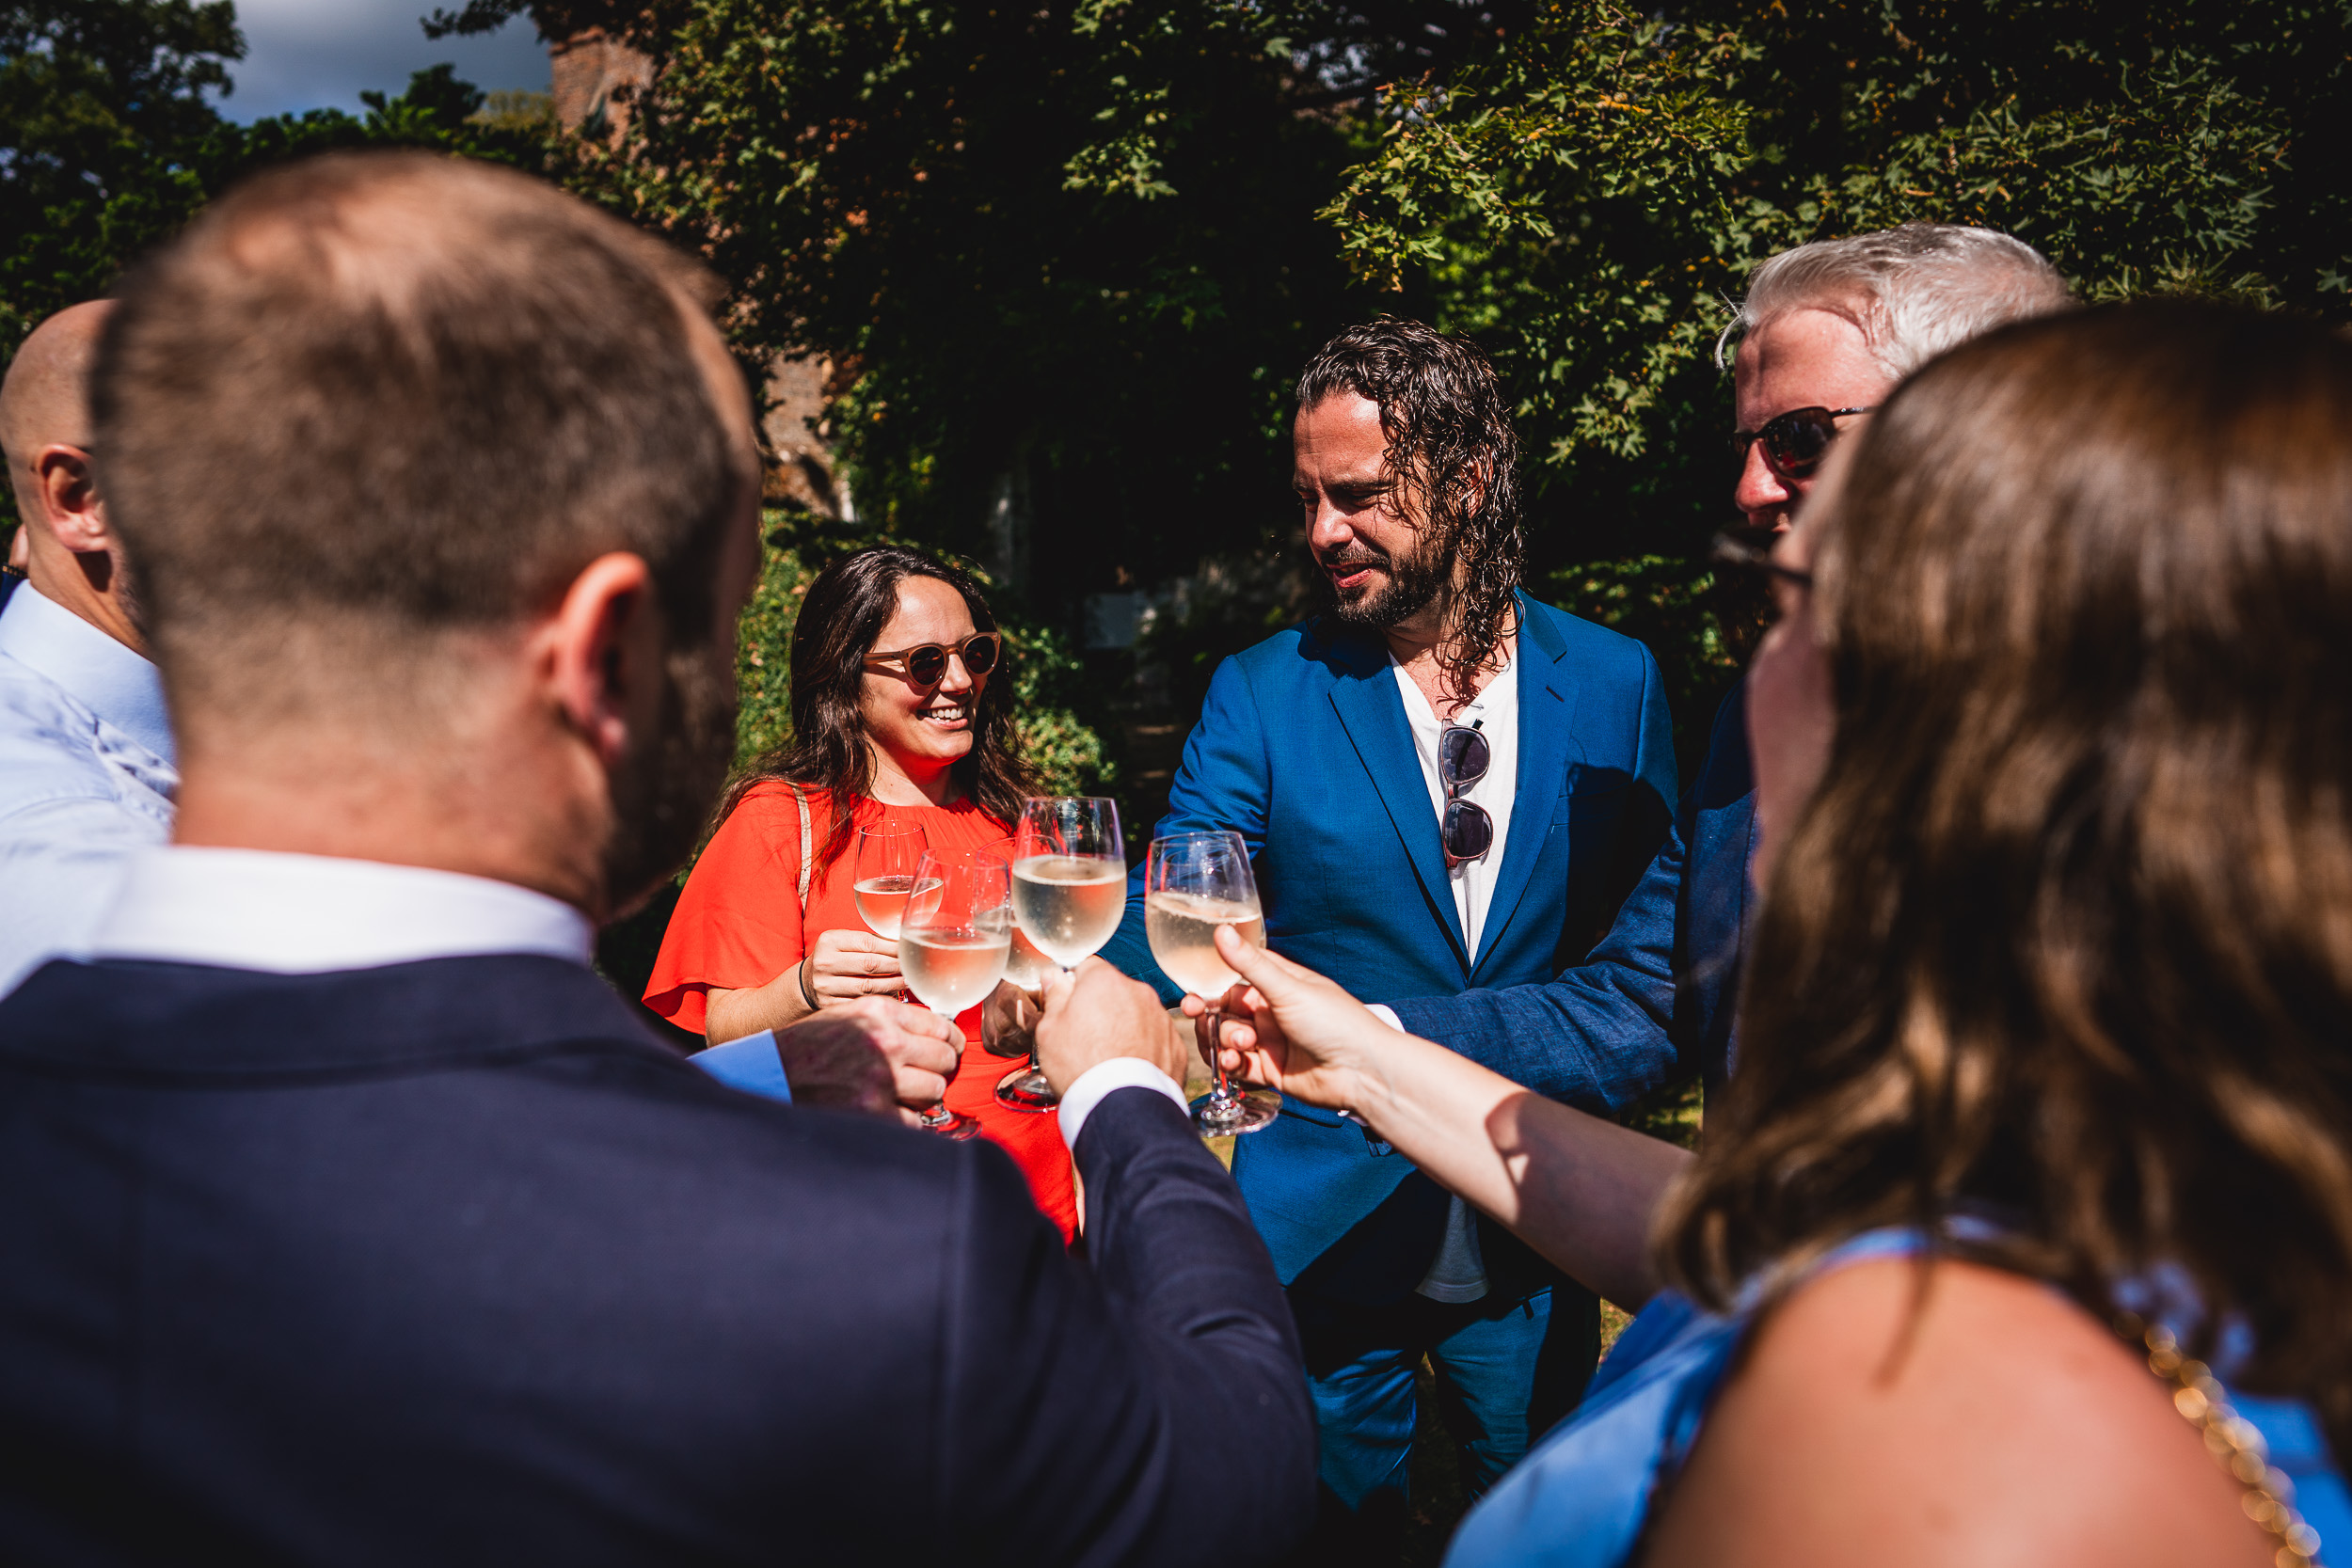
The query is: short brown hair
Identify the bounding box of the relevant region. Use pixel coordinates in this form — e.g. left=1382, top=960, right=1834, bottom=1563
left=1662, top=301, right=2352, bottom=1458
left=93, top=151, right=743, bottom=710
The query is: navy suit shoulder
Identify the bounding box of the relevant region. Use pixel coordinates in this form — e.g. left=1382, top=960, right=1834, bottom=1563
left=0, top=956, right=1311, bottom=1566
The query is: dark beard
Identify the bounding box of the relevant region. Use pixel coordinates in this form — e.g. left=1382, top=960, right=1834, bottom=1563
left=601, top=635, right=739, bottom=919
left=1323, top=533, right=1452, bottom=634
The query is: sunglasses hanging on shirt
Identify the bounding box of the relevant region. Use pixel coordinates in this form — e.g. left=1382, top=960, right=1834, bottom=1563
left=1438, top=721, right=1493, bottom=864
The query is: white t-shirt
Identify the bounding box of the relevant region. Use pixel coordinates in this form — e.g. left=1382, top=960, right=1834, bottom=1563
left=1390, top=648, right=1518, bottom=1303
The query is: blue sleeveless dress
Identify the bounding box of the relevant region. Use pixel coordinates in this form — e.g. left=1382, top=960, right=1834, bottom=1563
left=1445, top=1229, right=2352, bottom=1567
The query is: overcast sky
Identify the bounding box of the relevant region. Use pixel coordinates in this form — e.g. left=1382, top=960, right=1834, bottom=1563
left=220, top=0, right=552, bottom=123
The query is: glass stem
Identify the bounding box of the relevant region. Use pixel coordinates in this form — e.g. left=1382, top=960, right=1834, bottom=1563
left=917, top=1003, right=954, bottom=1126
left=1029, top=967, right=1072, bottom=1079
left=1205, top=1006, right=1240, bottom=1111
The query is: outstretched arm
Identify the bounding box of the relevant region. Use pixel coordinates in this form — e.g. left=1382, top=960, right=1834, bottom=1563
left=1208, top=928, right=1691, bottom=1312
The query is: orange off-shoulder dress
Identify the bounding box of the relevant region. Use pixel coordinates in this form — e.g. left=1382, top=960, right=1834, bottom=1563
left=644, top=782, right=1077, bottom=1242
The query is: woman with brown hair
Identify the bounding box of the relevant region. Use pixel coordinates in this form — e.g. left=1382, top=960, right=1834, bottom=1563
left=645, top=545, right=1076, bottom=1239
left=1200, top=300, right=2352, bottom=1563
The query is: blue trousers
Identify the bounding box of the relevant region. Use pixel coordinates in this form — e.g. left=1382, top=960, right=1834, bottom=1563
left=1292, top=1281, right=1598, bottom=1550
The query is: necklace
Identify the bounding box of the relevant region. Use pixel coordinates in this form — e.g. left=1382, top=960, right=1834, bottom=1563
left=2114, top=1310, right=2323, bottom=1566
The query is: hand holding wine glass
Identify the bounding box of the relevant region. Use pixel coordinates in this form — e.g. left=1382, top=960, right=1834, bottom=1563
left=997, top=797, right=1125, bottom=1112
left=1146, top=831, right=1279, bottom=1134
left=1182, top=925, right=1399, bottom=1117
left=898, top=847, right=1012, bottom=1139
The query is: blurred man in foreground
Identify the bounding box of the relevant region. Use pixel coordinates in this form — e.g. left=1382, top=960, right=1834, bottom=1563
left=0, top=151, right=1312, bottom=1566
left=0, top=301, right=177, bottom=995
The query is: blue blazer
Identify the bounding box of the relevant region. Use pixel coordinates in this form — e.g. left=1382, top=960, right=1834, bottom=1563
left=1389, top=680, right=1758, bottom=1110
left=1103, top=593, right=1677, bottom=1298
left=0, top=955, right=1315, bottom=1565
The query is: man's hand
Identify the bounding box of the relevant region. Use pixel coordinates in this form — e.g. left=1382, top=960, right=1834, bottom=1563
left=1185, top=925, right=1398, bottom=1113
left=1035, top=958, right=1188, bottom=1093
left=774, top=996, right=962, bottom=1123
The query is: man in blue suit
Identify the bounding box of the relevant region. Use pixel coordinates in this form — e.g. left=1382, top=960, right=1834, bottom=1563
left=0, top=151, right=1315, bottom=1566
left=1103, top=321, right=1677, bottom=1546
left=1380, top=226, right=2077, bottom=1121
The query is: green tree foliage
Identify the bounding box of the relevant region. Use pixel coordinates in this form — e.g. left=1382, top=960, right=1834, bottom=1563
left=0, top=0, right=557, bottom=547
left=554, top=0, right=1387, bottom=618
left=1321, top=0, right=2352, bottom=759
left=1, top=0, right=551, bottom=355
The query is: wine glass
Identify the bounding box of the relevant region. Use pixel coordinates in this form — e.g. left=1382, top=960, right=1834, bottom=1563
left=898, top=847, right=1012, bottom=1140
left=1147, top=831, right=1279, bottom=1135
left=979, top=836, right=1056, bottom=1059
left=996, top=797, right=1125, bottom=1112
left=852, top=820, right=930, bottom=942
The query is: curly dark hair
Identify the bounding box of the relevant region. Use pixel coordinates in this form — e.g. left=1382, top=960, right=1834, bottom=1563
left=716, top=546, right=1035, bottom=876
left=1295, top=318, right=1523, bottom=705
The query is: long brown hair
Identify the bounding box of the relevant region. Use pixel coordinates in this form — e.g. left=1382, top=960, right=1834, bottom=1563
left=718, top=546, right=1035, bottom=876
left=1660, top=301, right=2352, bottom=1457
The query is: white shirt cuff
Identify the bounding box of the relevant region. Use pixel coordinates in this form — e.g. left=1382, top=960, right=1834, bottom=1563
left=1057, top=1057, right=1192, bottom=1152
left=1366, top=1004, right=1402, bottom=1029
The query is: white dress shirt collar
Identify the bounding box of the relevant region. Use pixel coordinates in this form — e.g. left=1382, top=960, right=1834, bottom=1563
left=0, top=583, right=173, bottom=764
left=90, top=847, right=596, bottom=973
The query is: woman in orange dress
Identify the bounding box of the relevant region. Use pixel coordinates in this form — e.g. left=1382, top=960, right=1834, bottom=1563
left=644, top=546, right=1076, bottom=1240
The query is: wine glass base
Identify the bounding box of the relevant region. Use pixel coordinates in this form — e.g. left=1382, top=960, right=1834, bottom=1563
left=1191, top=1087, right=1281, bottom=1136
left=919, top=1106, right=983, bottom=1140
left=994, top=1063, right=1061, bottom=1112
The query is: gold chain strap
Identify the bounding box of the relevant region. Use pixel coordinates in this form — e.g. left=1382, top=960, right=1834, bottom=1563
left=2114, top=1311, right=2324, bottom=1567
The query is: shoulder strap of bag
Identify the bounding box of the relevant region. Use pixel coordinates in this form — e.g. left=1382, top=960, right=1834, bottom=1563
left=787, top=783, right=813, bottom=913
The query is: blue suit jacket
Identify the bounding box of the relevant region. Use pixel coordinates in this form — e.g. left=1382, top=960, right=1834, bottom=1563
left=0, top=955, right=1313, bottom=1565
left=1388, top=680, right=1758, bottom=1109
left=1103, top=593, right=1676, bottom=1299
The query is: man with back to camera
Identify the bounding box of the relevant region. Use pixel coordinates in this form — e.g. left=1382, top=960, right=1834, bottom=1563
left=1101, top=319, right=1679, bottom=1551
left=0, top=301, right=178, bottom=996
left=1352, top=227, right=2074, bottom=1124
left=0, top=301, right=959, bottom=1119
left=0, top=150, right=1314, bottom=1565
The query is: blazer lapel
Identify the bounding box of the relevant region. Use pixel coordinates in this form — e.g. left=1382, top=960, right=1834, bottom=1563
left=1322, top=630, right=1469, bottom=968
left=1471, top=595, right=1581, bottom=978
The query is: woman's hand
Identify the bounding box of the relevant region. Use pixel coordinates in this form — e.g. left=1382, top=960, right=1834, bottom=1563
left=1197, top=925, right=1690, bottom=1312
left=703, top=928, right=911, bottom=1043
left=978, top=978, right=1042, bottom=1058
left=800, top=927, right=908, bottom=1006
left=1183, top=924, right=1404, bottom=1114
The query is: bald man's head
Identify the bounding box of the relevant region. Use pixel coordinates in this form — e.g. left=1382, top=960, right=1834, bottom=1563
left=1, top=301, right=112, bottom=522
